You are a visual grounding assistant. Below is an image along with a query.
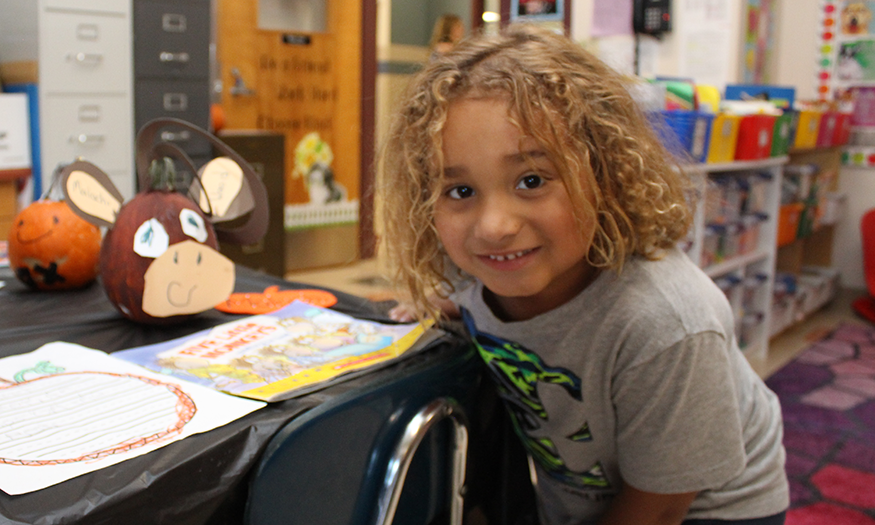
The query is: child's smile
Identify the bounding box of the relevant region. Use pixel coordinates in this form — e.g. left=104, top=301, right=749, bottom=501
left=434, top=97, right=597, bottom=321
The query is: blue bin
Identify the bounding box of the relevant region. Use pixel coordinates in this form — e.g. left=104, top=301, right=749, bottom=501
left=650, top=110, right=714, bottom=163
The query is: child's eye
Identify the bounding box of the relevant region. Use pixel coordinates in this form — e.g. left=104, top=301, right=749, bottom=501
left=446, top=185, right=475, bottom=199
left=517, top=174, right=545, bottom=190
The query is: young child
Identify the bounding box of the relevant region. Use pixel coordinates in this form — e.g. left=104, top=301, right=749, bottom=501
left=429, top=13, right=466, bottom=56
left=378, top=24, right=789, bottom=525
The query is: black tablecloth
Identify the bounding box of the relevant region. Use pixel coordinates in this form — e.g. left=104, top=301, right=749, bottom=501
left=0, top=265, right=469, bottom=525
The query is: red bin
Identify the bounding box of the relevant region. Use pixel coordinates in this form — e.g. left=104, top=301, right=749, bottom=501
left=735, top=114, right=777, bottom=160
left=833, top=112, right=852, bottom=146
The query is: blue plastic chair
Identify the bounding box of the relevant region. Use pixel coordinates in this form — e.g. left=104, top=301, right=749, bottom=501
left=244, top=341, right=482, bottom=525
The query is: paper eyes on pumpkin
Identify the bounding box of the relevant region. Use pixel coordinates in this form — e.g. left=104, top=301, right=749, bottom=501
left=134, top=210, right=209, bottom=258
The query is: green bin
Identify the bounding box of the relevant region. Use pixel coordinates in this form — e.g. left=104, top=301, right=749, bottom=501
left=771, top=112, right=793, bottom=156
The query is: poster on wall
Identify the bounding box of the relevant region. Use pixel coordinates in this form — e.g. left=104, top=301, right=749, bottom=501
left=678, top=0, right=734, bottom=89
left=742, top=0, right=776, bottom=84
left=511, top=0, right=564, bottom=23
left=819, top=1, right=875, bottom=167
left=284, top=131, right=359, bottom=231
left=818, top=0, right=875, bottom=98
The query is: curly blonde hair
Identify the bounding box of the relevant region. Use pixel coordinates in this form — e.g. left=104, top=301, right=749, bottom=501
left=377, top=24, right=693, bottom=320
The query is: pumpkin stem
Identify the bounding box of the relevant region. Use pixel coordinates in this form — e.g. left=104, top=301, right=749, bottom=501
left=149, top=157, right=177, bottom=191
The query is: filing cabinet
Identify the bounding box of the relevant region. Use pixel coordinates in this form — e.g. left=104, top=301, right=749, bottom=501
left=0, top=0, right=136, bottom=199
left=133, top=0, right=212, bottom=184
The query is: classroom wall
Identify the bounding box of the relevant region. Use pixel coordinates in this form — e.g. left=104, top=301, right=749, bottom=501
left=771, top=0, right=821, bottom=101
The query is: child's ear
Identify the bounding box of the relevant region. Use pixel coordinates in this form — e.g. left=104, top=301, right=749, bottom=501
left=61, top=160, right=124, bottom=228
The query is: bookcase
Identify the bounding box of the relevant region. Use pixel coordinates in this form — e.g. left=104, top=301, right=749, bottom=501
left=685, top=157, right=786, bottom=360
left=770, top=147, right=843, bottom=337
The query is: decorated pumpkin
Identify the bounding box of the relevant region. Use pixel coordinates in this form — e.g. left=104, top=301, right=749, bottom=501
left=100, top=173, right=234, bottom=324
left=61, top=118, right=268, bottom=325
left=8, top=199, right=101, bottom=290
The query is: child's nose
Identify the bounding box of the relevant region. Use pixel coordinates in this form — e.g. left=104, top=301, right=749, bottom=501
left=474, top=200, right=522, bottom=242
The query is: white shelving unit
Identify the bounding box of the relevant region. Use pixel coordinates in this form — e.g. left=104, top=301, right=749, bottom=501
left=684, top=156, right=787, bottom=360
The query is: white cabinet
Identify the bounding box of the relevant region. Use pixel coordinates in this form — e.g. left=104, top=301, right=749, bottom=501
left=39, top=0, right=134, bottom=198
left=0, top=0, right=134, bottom=199
left=684, top=157, right=786, bottom=360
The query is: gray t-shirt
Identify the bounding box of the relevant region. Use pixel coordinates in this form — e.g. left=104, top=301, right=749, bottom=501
left=453, top=248, right=789, bottom=524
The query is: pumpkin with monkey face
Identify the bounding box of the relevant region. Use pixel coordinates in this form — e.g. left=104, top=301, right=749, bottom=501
left=62, top=158, right=237, bottom=325
left=8, top=199, right=101, bottom=290
left=98, top=188, right=234, bottom=324
left=61, top=119, right=268, bottom=324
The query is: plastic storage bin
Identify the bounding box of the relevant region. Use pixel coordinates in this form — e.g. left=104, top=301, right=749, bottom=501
left=738, top=213, right=765, bottom=254
left=793, top=110, right=821, bottom=149
left=706, top=113, right=741, bottom=163
left=851, top=86, right=875, bottom=127
left=735, top=114, right=777, bottom=160
left=833, top=112, right=851, bottom=146
left=742, top=172, right=771, bottom=214
left=704, top=177, right=742, bottom=224
left=816, top=111, right=839, bottom=148
left=651, top=110, right=714, bottom=162
left=777, top=202, right=804, bottom=246
left=690, top=113, right=714, bottom=162
left=818, top=192, right=846, bottom=225
left=771, top=112, right=793, bottom=156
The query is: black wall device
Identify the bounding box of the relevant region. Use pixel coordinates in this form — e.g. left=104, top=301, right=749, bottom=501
left=633, top=0, right=672, bottom=36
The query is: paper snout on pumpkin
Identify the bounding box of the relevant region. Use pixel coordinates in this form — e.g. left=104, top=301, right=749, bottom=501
left=142, top=240, right=235, bottom=318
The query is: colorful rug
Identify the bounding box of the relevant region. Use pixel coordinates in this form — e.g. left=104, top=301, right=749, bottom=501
left=765, top=323, right=875, bottom=525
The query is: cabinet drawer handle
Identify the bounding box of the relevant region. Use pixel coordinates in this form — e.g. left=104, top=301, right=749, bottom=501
left=163, top=93, right=188, bottom=111
left=162, top=13, right=187, bottom=32
left=160, top=130, right=191, bottom=142
left=70, top=134, right=105, bottom=145
left=76, top=23, right=99, bottom=41
left=67, top=52, right=103, bottom=65
left=78, top=105, right=101, bottom=122
left=160, top=51, right=190, bottom=63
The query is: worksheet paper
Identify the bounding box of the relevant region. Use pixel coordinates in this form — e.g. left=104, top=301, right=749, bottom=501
left=0, top=342, right=266, bottom=495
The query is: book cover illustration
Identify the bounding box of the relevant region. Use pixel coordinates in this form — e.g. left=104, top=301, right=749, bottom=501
left=114, top=301, right=432, bottom=402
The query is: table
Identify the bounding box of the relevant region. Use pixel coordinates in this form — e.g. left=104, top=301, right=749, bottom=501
left=0, top=265, right=477, bottom=525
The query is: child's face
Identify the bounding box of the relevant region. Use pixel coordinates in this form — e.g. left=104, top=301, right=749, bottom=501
left=434, top=97, right=597, bottom=320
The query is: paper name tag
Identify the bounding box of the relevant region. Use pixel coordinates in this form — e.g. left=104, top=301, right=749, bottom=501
left=65, top=170, right=122, bottom=225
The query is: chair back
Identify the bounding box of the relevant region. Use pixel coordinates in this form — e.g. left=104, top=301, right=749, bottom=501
left=245, top=340, right=481, bottom=525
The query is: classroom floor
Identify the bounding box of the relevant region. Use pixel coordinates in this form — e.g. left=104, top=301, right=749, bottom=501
left=285, top=259, right=869, bottom=380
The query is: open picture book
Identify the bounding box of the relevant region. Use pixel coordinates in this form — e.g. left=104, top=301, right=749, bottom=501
left=113, top=300, right=434, bottom=402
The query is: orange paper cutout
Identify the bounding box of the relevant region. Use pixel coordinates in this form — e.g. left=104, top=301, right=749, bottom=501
left=215, top=286, right=338, bottom=314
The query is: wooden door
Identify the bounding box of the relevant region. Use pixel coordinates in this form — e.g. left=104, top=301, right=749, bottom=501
left=216, top=0, right=362, bottom=210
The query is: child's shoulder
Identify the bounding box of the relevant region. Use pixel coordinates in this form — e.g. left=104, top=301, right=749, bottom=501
left=598, top=249, right=732, bottom=336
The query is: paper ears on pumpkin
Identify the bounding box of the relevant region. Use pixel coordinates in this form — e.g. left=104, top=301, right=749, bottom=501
left=135, top=118, right=268, bottom=246
left=60, top=160, right=125, bottom=229
left=58, top=120, right=269, bottom=246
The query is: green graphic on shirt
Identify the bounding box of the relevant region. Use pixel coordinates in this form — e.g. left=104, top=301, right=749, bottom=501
left=462, top=309, right=610, bottom=489
left=567, top=422, right=592, bottom=442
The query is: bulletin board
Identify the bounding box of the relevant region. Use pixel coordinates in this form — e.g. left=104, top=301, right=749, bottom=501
left=217, top=0, right=361, bottom=232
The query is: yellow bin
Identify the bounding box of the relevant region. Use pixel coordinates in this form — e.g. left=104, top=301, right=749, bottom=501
left=794, top=110, right=821, bottom=149
left=706, top=113, right=742, bottom=164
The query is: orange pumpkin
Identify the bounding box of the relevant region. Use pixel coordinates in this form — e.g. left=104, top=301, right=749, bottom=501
left=8, top=200, right=102, bottom=290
